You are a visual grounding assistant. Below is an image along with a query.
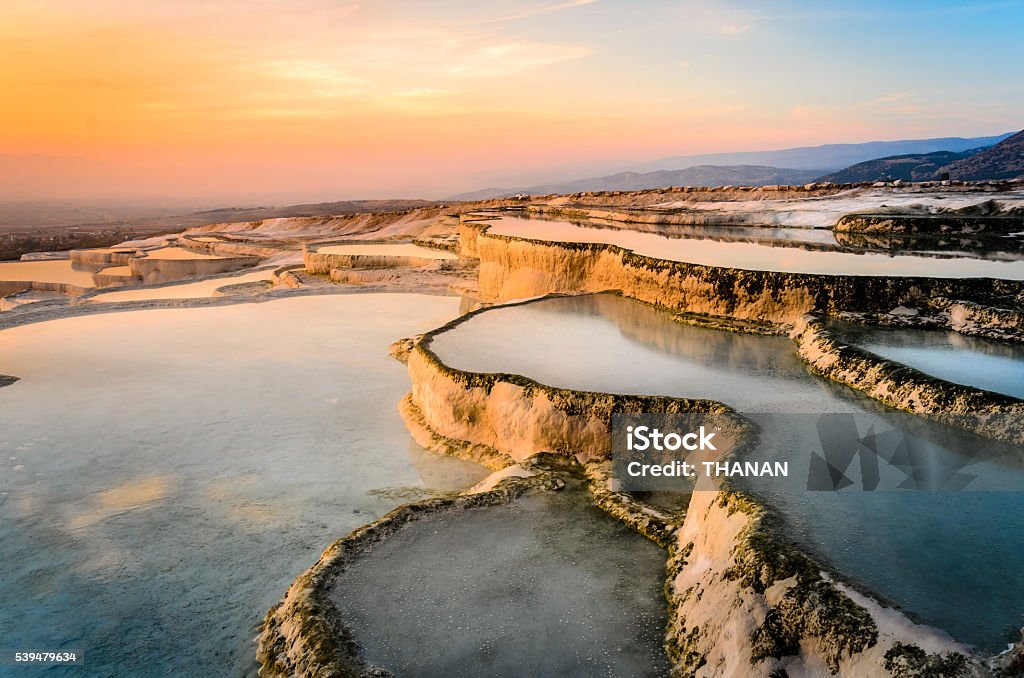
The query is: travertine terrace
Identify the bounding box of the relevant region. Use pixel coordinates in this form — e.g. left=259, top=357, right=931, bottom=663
left=4, top=181, right=1023, bottom=676
left=252, top=181, right=1024, bottom=677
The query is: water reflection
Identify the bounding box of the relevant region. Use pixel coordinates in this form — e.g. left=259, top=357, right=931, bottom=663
left=830, top=319, right=1024, bottom=399
left=331, top=484, right=669, bottom=678
left=0, top=294, right=488, bottom=676
left=431, top=293, right=1024, bottom=649
left=482, top=215, right=1024, bottom=279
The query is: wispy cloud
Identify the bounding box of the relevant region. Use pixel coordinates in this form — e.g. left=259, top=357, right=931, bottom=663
left=264, top=59, right=365, bottom=91
left=479, top=0, right=598, bottom=24
left=391, top=88, right=453, bottom=98
left=857, top=92, right=915, bottom=109
left=718, top=23, right=750, bottom=35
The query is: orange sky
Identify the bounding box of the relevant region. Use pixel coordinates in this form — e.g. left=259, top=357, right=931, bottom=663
left=2, top=0, right=1021, bottom=201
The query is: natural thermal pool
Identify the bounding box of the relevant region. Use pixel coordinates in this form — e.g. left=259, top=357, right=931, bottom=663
left=86, top=268, right=276, bottom=303
left=0, top=260, right=97, bottom=287
left=429, top=294, right=1024, bottom=650
left=331, top=483, right=669, bottom=678
left=0, top=294, right=489, bottom=676
left=315, top=243, right=458, bottom=259
left=480, top=214, right=1024, bottom=279
left=139, top=246, right=226, bottom=260
left=829, top=320, right=1024, bottom=399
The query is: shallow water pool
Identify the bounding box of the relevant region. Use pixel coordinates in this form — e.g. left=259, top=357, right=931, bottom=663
left=0, top=294, right=488, bottom=676
left=141, top=246, right=225, bottom=260
left=0, top=260, right=96, bottom=287
left=331, top=485, right=669, bottom=677
left=830, top=320, right=1024, bottom=399
left=429, top=294, right=1024, bottom=650
left=482, top=215, right=1024, bottom=279
left=87, top=268, right=276, bottom=303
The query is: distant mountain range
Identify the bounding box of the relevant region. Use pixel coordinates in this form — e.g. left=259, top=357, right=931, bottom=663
left=942, top=129, right=1024, bottom=181
left=817, top=150, right=982, bottom=183
left=450, top=132, right=1015, bottom=199
left=452, top=165, right=825, bottom=201
left=819, top=129, right=1024, bottom=184
left=631, top=134, right=1012, bottom=173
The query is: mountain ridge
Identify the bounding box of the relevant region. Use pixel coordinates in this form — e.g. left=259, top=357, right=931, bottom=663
left=942, top=129, right=1024, bottom=181
left=450, top=132, right=1014, bottom=200
left=817, top=129, right=1024, bottom=183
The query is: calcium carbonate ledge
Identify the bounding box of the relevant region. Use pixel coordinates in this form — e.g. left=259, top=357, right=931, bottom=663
left=269, top=264, right=306, bottom=288
left=835, top=213, right=1024, bottom=237
left=528, top=204, right=808, bottom=229
left=456, top=211, right=504, bottom=258
left=91, top=267, right=138, bottom=288
left=832, top=299, right=1024, bottom=344
left=464, top=218, right=1022, bottom=327
left=69, top=265, right=281, bottom=303
left=831, top=231, right=1024, bottom=261
left=0, top=280, right=92, bottom=298
left=128, top=251, right=260, bottom=284
left=398, top=294, right=983, bottom=676
left=256, top=457, right=568, bottom=678
left=792, top=315, right=1024, bottom=444
left=408, top=296, right=738, bottom=463
left=520, top=180, right=1024, bottom=211
left=520, top=205, right=1024, bottom=235
left=179, top=234, right=293, bottom=259
left=69, top=247, right=137, bottom=267
left=304, top=239, right=457, bottom=274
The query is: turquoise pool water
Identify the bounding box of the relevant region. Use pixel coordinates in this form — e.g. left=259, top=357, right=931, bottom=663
left=830, top=320, right=1024, bottom=399
left=430, top=294, right=1024, bottom=651
left=482, top=214, right=1024, bottom=279
left=0, top=295, right=489, bottom=677
left=331, top=485, right=670, bottom=678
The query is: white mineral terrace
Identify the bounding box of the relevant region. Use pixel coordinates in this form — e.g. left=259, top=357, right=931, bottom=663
left=481, top=214, right=1024, bottom=279
left=651, top=187, right=1024, bottom=228
left=140, top=246, right=226, bottom=260
left=314, top=243, right=457, bottom=259
left=96, top=266, right=132, bottom=276
left=428, top=294, right=1024, bottom=650
left=86, top=268, right=276, bottom=303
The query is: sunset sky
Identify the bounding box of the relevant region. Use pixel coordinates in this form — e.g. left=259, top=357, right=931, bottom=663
left=2, top=0, right=1023, bottom=201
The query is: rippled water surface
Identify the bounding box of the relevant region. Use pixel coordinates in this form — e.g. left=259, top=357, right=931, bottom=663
left=332, top=485, right=669, bottom=678
left=0, top=294, right=489, bottom=676
left=431, top=294, right=1024, bottom=649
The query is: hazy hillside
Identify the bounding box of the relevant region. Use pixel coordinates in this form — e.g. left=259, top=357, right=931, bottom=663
left=0, top=198, right=438, bottom=260
left=631, top=133, right=1012, bottom=173
left=451, top=165, right=824, bottom=200
left=941, top=129, right=1024, bottom=180
left=817, top=129, right=1024, bottom=183
left=453, top=133, right=1014, bottom=199
left=817, top=150, right=980, bottom=183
